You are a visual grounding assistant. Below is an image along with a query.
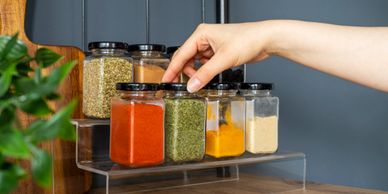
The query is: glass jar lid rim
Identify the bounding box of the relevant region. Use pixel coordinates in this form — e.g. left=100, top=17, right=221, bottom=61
left=239, top=83, right=273, bottom=90
left=128, top=44, right=166, bottom=52
left=204, top=82, right=239, bottom=90
left=116, top=83, right=159, bottom=91
left=88, top=41, right=128, bottom=50
left=159, top=83, right=187, bottom=91
left=166, top=46, right=180, bottom=55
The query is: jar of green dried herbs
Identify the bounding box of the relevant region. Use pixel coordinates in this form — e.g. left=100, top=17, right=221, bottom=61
left=161, top=83, right=206, bottom=163
left=83, top=42, right=133, bottom=119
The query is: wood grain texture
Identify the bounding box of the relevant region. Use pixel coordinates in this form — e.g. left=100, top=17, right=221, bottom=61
left=90, top=174, right=387, bottom=194
left=0, top=0, right=91, bottom=193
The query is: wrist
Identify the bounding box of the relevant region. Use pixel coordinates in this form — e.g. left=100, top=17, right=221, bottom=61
left=254, top=20, right=290, bottom=56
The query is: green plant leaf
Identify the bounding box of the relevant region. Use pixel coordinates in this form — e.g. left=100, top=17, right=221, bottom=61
left=15, top=77, right=56, bottom=99
left=45, top=92, right=61, bottom=100
left=15, top=56, right=33, bottom=76
left=0, top=163, right=26, bottom=194
left=30, top=149, right=52, bottom=188
left=25, top=120, right=45, bottom=135
left=0, top=106, right=15, bottom=130
left=0, top=34, right=17, bottom=61
left=0, top=131, right=30, bottom=159
left=14, top=77, right=51, bottom=96
left=0, top=68, right=13, bottom=97
left=14, top=61, right=76, bottom=98
left=19, top=97, right=53, bottom=117
left=45, top=60, right=76, bottom=86
left=35, top=48, right=63, bottom=68
left=27, top=99, right=77, bottom=142
left=58, top=119, right=76, bottom=141
left=0, top=34, right=76, bottom=192
left=0, top=34, right=27, bottom=65
left=33, top=66, right=42, bottom=84
left=14, top=77, right=36, bottom=93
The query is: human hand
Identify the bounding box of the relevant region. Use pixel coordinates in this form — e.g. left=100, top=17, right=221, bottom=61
left=162, top=22, right=274, bottom=92
left=163, top=20, right=388, bottom=93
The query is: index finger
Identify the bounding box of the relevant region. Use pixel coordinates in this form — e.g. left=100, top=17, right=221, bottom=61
left=162, top=33, right=200, bottom=82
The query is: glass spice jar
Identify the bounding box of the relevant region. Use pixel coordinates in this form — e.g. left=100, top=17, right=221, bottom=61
left=110, top=83, right=164, bottom=167
left=240, top=83, right=279, bottom=154
left=160, top=83, right=206, bottom=163
left=204, top=83, right=246, bottom=158
left=83, top=42, right=133, bottom=119
left=128, top=44, right=170, bottom=83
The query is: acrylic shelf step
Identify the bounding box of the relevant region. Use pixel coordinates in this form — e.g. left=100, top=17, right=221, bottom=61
left=72, top=119, right=306, bottom=193
left=76, top=151, right=305, bottom=178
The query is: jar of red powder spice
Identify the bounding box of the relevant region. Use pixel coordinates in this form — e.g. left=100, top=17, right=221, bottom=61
left=110, top=83, right=164, bottom=167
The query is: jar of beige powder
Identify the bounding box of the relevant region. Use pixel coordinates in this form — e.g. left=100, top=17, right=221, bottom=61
left=240, top=83, right=279, bottom=154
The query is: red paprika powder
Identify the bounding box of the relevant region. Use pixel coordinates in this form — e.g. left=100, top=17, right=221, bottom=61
left=110, top=83, right=164, bottom=167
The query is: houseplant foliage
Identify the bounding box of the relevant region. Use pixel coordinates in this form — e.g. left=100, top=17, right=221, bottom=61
left=0, top=34, right=77, bottom=194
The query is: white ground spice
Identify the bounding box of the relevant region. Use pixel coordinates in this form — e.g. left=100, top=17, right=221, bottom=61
left=246, top=116, right=278, bottom=154
left=83, top=57, right=133, bottom=118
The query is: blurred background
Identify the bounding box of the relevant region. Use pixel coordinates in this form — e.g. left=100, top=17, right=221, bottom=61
left=25, top=0, right=388, bottom=191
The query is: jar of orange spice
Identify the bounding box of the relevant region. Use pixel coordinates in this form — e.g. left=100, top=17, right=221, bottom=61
left=128, top=44, right=170, bottom=83
left=204, top=83, right=246, bottom=158
left=110, top=83, right=164, bottom=167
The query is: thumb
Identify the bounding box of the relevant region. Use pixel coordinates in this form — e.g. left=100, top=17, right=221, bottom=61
left=187, top=50, right=237, bottom=93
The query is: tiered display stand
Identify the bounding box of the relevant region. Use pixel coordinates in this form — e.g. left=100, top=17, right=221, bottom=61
left=73, top=119, right=306, bottom=194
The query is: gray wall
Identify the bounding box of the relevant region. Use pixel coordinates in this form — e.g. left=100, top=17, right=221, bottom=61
left=25, top=0, right=388, bottom=191
left=26, top=0, right=216, bottom=49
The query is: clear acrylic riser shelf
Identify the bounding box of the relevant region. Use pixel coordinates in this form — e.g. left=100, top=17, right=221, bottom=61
left=72, top=119, right=306, bottom=194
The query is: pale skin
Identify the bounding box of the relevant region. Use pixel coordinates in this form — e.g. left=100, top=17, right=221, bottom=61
left=162, top=20, right=388, bottom=93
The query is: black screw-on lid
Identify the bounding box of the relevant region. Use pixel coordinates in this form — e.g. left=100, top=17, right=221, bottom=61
left=159, top=83, right=187, bottom=91
left=84, top=51, right=92, bottom=57
left=239, top=83, right=273, bottom=90
left=127, top=44, right=166, bottom=52
left=166, top=46, right=180, bottom=55
left=204, top=82, right=239, bottom=90
left=88, top=41, right=128, bottom=50
left=116, top=83, right=159, bottom=91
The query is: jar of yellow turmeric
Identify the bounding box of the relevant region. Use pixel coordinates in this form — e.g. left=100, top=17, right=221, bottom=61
left=204, top=83, right=245, bottom=158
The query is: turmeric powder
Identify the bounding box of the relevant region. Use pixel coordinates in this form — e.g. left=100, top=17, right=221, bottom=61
left=206, top=103, right=245, bottom=158
left=206, top=124, right=245, bottom=158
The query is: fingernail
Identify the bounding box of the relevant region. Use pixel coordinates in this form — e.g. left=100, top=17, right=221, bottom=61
left=187, top=77, right=201, bottom=93
left=161, top=74, right=169, bottom=83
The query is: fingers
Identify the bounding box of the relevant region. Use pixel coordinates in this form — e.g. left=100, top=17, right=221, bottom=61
left=187, top=49, right=237, bottom=93
left=162, top=33, right=200, bottom=83
left=200, top=58, right=209, bottom=64
left=166, top=58, right=196, bottom=82
left=200, top=49, right=214, bottom=58
left=183, top=65, right=196, bottom=78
